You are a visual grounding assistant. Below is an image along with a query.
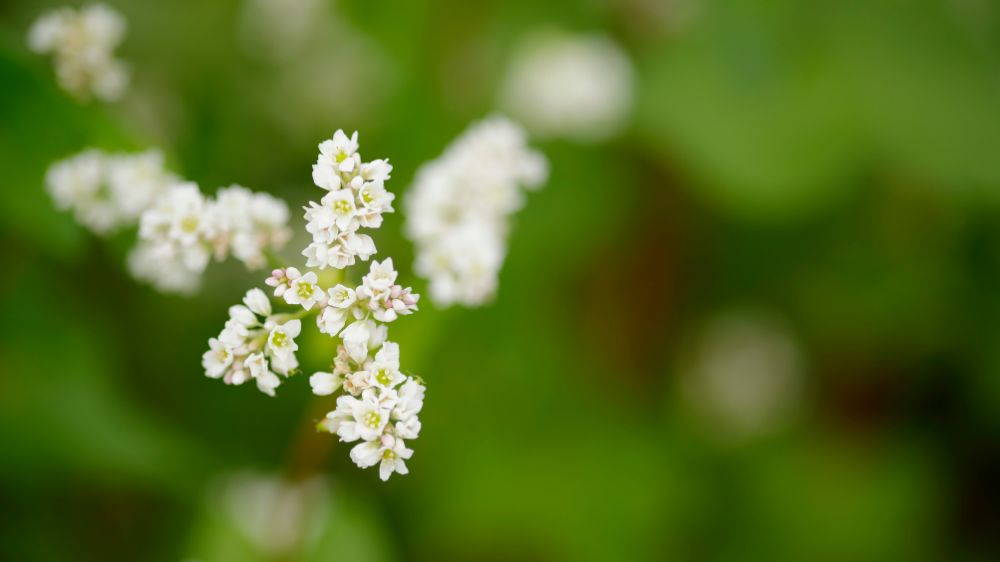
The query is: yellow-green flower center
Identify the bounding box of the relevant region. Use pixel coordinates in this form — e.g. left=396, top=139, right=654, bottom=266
left=363, top=411, right=381, bottom=429
left=296, top=282, right=314, bottom=299
left=181, top=216, right=199, bottom=233
left=375, top=368, right=392, bottom=386
left=334, top=199, right=351, bottom=213
left=382, top=449, right=397, bottom=461
left=271, top=331, right=287, bottom=348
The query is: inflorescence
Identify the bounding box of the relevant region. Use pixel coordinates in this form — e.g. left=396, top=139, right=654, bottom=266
left=203, top=131, right=425, bottom=481
left=404, top=116, right=548, bottom=306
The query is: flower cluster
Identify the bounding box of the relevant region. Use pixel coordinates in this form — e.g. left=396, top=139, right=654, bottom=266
left=205, top=131, right=424, bottom=481
left=303, top=130, right=395, bottom=269
left=203, top=288, right=301, bottom=396
left=404, top=116, right=548, bottom=306
left=46, top=149, right=175, bottom=235
left=130, top=184, right=291, bottom=294
left=501, top=31, right=634, bottom=141
left=27, top=4, right=129, bottom=102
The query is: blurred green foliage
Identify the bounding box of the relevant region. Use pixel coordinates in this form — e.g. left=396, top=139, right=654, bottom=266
left=2, top=0, right=1000, bottom=561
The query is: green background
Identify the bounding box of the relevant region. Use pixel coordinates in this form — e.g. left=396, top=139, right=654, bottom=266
left=2, top=0, right=1000, bottom=560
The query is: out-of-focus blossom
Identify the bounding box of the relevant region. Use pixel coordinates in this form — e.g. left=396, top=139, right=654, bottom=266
left=680, top=311, right=805, bottom=440
left=28, top=4, right=130, bottom=101
left=405, top=116, right=547, bottom=306
left=501, top=31, right=634, bottom=141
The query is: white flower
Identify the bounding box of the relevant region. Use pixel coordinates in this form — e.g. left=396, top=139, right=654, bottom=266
left=501, top=31, right=634, bottom=141
left=28, top=4, right=130, bottom=102
left=229, top=304, right=258, bottom=327
left=314, top=130, right=360, bottom=185
left=404, top=117, right=547, bottom=307
left=327, top=284, right=356, bottom=308
left=267, top=319, right=301, bottom=362
left=394, top=416, right=421, bottom=440
left=283, top=271, right=324, bottom=311
left=243, top=288, right=272, bottom=316
left=349, top=434, right=413, bottom=481
left=309, top=371, right=343, bottom=396
left=324, top=189, right=358, bottom=231
left=203, top=337, right=233, bottom=379
left=359, top=258, right=397, bottom=299
left=219, top=318, right=250, bottom=349
left=366, top=342, right=404, bottom=390
left=247, top=352, right=282, bottom=397
left=316, top=306, right=348, bottom=337
left=393, top=377, right=425, bottom=421
left=333, top=389, right=392, bottom=442
left=340, top=319, right=386, bottom=363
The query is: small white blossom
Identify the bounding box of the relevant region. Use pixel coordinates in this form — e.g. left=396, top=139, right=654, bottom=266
left=405, top=117, right=547, bottom=307
left=332, top=389, right=392, bottom=442
left=349, top=434, right=413, bottom=481
left=267, top=319, right=301, bottom=363
left=243, top=288, right=272, bottom=316
left=309, top=371, right=343, bottom=396
left=393, top=377, right=425, bottom=422
left=247, top=352, right=282, bottom=397
left=28, top=4, right=130, bottom=102
left=501, top=31, right=634, bottom=141
left=203, top=337, right=233, bottom=379
left=45, top=149, right=174, bottom=235
left=365, top=342, right=404, bottom=390
left=340, top=319, right=386, bottom=363
left=283, top=271, right=324, bottom=311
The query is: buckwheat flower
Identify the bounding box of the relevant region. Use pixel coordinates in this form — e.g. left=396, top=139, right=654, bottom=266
left=28, top=4, right=130, bottom=102
left=349, top=434, right=412, bottom=481
left=365, top=342, right=404, bottom=390
left=309, top=371, right=343, bottom=396
left=45, top=149, right=113, bottom=233
left=243, top=288, right=272, bottom=316
left=316, top=306, right=348, bottom=337
left=325, top=189, right=359, bottom=231
left=404, top=116, right=547, bottom=307
left=393, top=377, right=425, bottom=422
left=359, top=258, right=397, bottom=299
left=203, top=337, right=233, bottom=379
left=333, top=389, right=392, bottom=442
left=342, top=370, right=371, bottom=396
left=267, top=319, right=301, bottom=364
left=313, top=130, right=360, bottom=186
left=501, top=31, right=634, bottom=141
left=340, top=319, right=386, bottom=363
left=283, top=271, right=324, bottom=311
left=220, top=318, right=250, bottom=349
left=105, top=150, right=174, bottom=219
left=394, top=416, right=422, bottom=440
left=359, top=159, right=392, bottom=183
left=247, top=352, right=282, bottom=397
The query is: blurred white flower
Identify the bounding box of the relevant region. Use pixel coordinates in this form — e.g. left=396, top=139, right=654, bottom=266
left=28, top=4, right=130, bottom=102
left=45, top=149, right=173, bottom=235
left=217, top=471, right=329, bottom=557
left=130, top=182, right=290, bottom=294
left=681, top=311, right=805, bottom=439
left=405, top=116, right=547, bottom=306
left=501, top=31, right=634, bottom=141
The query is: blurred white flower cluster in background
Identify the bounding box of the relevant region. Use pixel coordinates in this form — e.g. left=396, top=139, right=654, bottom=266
left=405, top=117, right=548, bottom=307
left=680, top=311, right=804, bottom=440
left=45, top=148, right=291, bottom=294
left=27, top=3, right=130, bottom=102
left=131, top=183, right=290, bottom=294
left=46, top=148, right=174, bottom=234
left=501, top=31, right=634, bottom=142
